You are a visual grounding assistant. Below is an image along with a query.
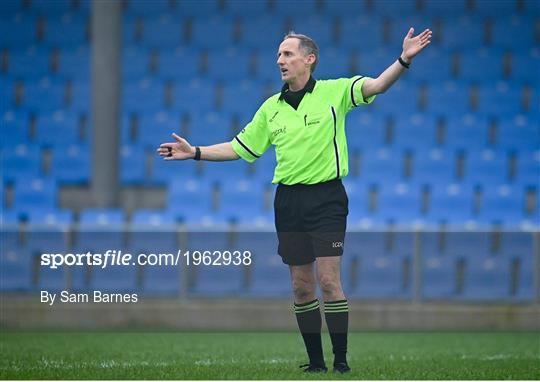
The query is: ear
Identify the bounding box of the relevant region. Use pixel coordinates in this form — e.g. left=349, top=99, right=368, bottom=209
left=306, top=53, right=316, bottom=67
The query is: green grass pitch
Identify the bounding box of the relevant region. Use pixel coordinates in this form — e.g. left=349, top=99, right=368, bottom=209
left=1, top=332, right=539, bottom=379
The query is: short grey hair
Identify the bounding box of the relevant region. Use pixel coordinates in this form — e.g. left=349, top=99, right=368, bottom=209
left=283, top=31, right=319, bottom=74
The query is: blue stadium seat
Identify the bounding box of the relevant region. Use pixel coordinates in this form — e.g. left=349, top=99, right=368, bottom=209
left=425, top=183, right=475, bottom=225
left=122, top=45, right=150, bottom=79
left=129, top=210, right=180, bottom=295
left=289, top=15, right=334, bottom=48
left=207, top=47, right=251, bottom=81
left=459, top=48, right=504, bottom=83
left=0, top=243, right=32, bottom=291
left=464, top=149, right=508, bottom=185
left=515, top=149, right=540, bottom=187
left=221, top=80, right=264, bottom=116
left=141, top=16, right=184, bottom=48
left=321, top=0, right=366, bottom=16
left=12, top=177, right=57, bottom=214
left=218, top=178, right=266, bottom=222
left=472, top=0, right=518, bottom=17
left=360, top=147, right=404, bottom=184
left=0, top=78, right=15, bottom=111
left=172, top=78, right=215, bottom=114
left=388, top=15, right=433, bottom=46
left=426, top=81, right=472, bottom=117
left=241, top=17, right=286, bottom=50
left=477, top=184, right=529, bottom=226
left=374, top=80, right=418, bottom=116
left=445, top=114, right=489, bottom=149
left=477, top=82, right=523, bottom=116
left=203, top=159, right=251, bottom=181
left=152, top=153, right=200, bottom=185
left=499, top=232, right=534, bottom=300
left=358, top=47, right=395, bottom=78
left=349, top=252, right=413, bottom=299
left=496, top=115, right=540, bottom=151
left=186, top=230, right=244, bottom=295
left=50, top=143, right=90, bottom=184
left=509, top=49, right=540, bottom=83
left=234, top=231, right=289, bottom=297
left=24, top=77, right=66, bottom=112
left=58, top=46, right=90, bottom=80
left=256, top=50, right=283, bottom=81
left=225, top=0, right=268, bottom=16
left=0, top=110, right=29, bottom=148
left=72, top=209, right=126, bottom=291
left=137, top=111, right=181, bottom=147
left=252, top=146, right=277, bottom=181
left=373, top=0, right=418, bottom=16
left=125, top=0, right=172, bottom=15
left=123, top=77, right=165, bottom=113
left=43, top=14, right=88, bottom=46
left=158, top=47, right=201, bottom=80
left=35, top=111, right=81, bottom=147
left=120, top=144, right=147, bottom=185
left=461, top=255, right=511, bottom=301
left=421, top=0, right=467, bottom=16
left=0, top=0, right=24, bottom=16
left=273, top=0, right=317, bottom=15
left=0, top=17, right=36, bottom=49
left=70, top=80, right=90, bottom=112
left=167, top=178, right=214, bottom=221
left=377, top=182, right=422, bottom=224
left=347, top=113, right=387, bottom=151
left=9, top=47, right=51, bottom=78
left=29, top=0, right=78, bottom=15
left=408, top=47, right=452, bottom=81
left=175, top=0, right=220, bottom=17
left=412, top=148, right=456, bottom=184
left=446, top=231, right=490, bottom=257
left=1, top=144, right=42, bottom=182
left=316, top=47, right=351, bottom=79
left=441, top=16, right=486, bottom=50
left=190, top=17, right=235, bottom=49
left=491, top=15, right=535, bottom=49
left=188, top=111, right=233, bottom=145
left=393, top=113, right=438, bottom=149
left=339, top=15, right=384, bottom=51
left=26, top=210, right=73, bottom=291
left=422, top=253, right=459, bottom=300
left=346, top=183, right=379, bottom=228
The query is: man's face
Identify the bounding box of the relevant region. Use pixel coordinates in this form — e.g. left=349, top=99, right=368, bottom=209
left=276, top=38, right=313, bottom=83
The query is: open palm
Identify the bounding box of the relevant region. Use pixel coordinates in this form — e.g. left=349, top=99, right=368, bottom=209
left=402, top=27, right=432, bottom=61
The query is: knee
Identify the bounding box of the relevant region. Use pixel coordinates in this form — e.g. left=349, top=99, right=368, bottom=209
left=292, top=278, right=316, bottom=302
left=319, top=274, right=341, bottom=296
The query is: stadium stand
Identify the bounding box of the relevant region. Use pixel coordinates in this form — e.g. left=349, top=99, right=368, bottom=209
left=0, top=0, right=538, bottom=301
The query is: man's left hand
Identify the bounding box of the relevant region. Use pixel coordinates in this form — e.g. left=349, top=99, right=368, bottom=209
left=402, top=27, right=432, bottom=62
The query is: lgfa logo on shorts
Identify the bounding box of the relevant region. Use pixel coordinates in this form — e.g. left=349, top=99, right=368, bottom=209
left=332, top=241, right=343, bottom=248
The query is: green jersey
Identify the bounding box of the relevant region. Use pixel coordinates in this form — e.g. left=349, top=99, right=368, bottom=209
left=231, top=76, right=376, bottom=185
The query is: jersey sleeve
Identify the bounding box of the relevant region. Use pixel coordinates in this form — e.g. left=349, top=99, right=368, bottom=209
left=230, top=103, right=271, bottom=163
left=339, top=75, right=377, bottom=113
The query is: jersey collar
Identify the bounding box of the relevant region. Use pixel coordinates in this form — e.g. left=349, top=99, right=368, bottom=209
left=278, top=76, right=316, bottom=101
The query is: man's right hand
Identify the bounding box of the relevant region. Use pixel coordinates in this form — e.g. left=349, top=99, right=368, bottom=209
left=156, top=133, right=195, bottom=161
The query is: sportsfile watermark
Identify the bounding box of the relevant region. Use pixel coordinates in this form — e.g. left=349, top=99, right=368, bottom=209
left=41, top=249, right=253, bottom=269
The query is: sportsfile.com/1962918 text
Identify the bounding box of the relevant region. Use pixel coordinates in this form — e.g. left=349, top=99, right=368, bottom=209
left=40, top=249, right=252, bottom=269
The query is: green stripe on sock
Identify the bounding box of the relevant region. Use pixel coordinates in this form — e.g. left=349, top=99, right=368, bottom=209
left=294, top=300, right=319, bottom=314
left=324, top=307, right=349, bottom=313
left=325, top=302, right=348, bottom=308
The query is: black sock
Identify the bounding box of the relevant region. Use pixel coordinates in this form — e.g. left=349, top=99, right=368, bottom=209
left=324, top=299, right=349, bottom=365
left=294, top=299, right=324, bottom=366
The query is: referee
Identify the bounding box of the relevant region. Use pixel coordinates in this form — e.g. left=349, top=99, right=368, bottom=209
left=158, top=28, right=432, bottom=373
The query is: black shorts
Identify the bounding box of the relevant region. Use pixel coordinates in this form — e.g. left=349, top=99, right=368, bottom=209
left=274, top=179, right=348, bottom=266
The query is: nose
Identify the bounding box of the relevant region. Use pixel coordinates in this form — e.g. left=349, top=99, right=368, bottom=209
left=277, top=55, right=284, bottom=65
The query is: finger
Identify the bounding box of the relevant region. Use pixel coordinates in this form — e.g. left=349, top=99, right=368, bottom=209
left=160, top=142, right=176, bottom=148
left=172, top=133, right=184, bottom=143
left=407, top=27, right=414, bottom=38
